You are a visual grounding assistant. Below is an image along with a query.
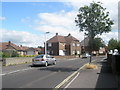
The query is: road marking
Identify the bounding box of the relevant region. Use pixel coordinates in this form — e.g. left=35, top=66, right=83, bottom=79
left=1, top=68, right=35, bottom=76
left=64, top=72, right=80, bottom=89
left=68, top=58, right=78, bottom=61
left=53, top=64, right=86, bottom=90
left=53, top=58, right=102, bottom=89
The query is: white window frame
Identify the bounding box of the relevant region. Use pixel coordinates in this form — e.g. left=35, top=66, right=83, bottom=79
left=77, top=44, right=80, bottom=46
left=72, top=51, right=75, bottom=54
left=48, top=43, right=52, bottom=47
left=77, top=51, right=80, bottom=54
left=72, top=43, right=75, bottom=46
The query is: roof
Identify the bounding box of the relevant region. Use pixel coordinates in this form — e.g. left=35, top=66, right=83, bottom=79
left=35, top=48, right=41, bottom=51
left=47, top=35, right=66, bottom=43
left=0, top=42, right=21, bottom=51
left=19, top=46, right=29, bottom=51
left=0, top=42, right=41, bottom=51
left=65, top=34, right=79, bottom=44
left=47, top=33, right=79, bottom=44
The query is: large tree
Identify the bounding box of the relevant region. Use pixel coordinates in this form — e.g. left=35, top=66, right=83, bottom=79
left=75, top=2, right=114, bottom=62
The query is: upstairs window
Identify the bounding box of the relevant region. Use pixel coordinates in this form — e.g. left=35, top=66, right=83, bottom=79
left=48, top=43, right=52, bottom=47
left=77, top=44, right=80, bottom=46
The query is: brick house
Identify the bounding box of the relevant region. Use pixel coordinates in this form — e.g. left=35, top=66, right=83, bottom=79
left=47, top=33, right=81, bottom=56
left=0, top=41, right=42, bottom=56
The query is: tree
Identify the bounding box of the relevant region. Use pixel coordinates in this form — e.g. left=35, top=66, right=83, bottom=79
left=75, top=2, right=114, bottom=63
left=89, top=37, right=105, bottom=51
left=107, top=38, right=120, bottom=53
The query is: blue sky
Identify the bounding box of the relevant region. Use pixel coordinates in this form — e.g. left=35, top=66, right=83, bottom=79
left=2, top=2, right=72, bottom=34
left=1, top=1, right=119, bottom=47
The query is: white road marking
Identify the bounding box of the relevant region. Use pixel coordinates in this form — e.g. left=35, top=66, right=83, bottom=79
left=1, top=68, right=35, bottom=76
left=64, top=72, right=80, bottom=89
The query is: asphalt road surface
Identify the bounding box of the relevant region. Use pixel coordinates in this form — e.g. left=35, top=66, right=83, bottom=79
left=2, top=56, right=106, bottom=88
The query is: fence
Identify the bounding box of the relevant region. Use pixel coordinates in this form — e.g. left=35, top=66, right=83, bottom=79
left=107, top=54, right=120, bottom=74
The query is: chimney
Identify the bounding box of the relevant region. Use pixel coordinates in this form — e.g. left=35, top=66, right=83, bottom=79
left=8, top=41, right=11, bottom=45
left=56, top=33, right=58, bottom=36
left=68, top=33, right=71, bottom=36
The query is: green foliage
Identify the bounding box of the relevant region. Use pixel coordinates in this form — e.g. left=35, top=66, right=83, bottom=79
left=89, top=37, right=105, bottom=51
left=107, top=38, right=120, bottom=53
left=2, top=51, right=10, bottom=58
left=75, top=2, right=114, bottom=39
left=11, top=51, right=19, bottom=57
left=19, top=55, right=36, bottom=57
left=2, top=51, right=19, bottom=58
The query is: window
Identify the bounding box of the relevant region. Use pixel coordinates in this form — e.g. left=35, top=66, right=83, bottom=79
left=72, top=43, right=75, bottom=46
left=72, top=51, right=75, bottom=54
left=77, top=51, right=80, bottom=54
left=62, top=43, right=65, bottom=46
left=48, top=43, right=52, bottom=47
left=77, top=44, right=80, bottom=46
left=35, top=55, right=43, bottom=58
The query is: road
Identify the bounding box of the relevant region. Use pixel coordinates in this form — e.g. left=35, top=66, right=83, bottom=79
left=2, top=56, right=106, bottom=88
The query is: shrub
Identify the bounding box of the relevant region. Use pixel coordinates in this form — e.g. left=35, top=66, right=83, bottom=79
left=11, top=51, right=19, bottom=57
left=2, top=51, right=10, bottom=58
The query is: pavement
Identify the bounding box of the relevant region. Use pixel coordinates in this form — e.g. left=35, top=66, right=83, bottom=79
left=62, top=57, right=120, bottom=89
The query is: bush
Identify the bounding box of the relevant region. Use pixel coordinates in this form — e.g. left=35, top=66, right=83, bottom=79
left=2, top=51, right=19, bottom=58
left=11, top=51, right=19, bottom=57
left=2, top=52, right=10, bottom=58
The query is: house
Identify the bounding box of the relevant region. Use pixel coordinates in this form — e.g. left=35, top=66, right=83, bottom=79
left=80, top=37, right=89, bottom=53
left=80, top=37, right=106, bottom=55
left=47, top=33, right=81, bottom=56
left=0, top=41, right=42, bottom=56
left=0, top=41, right=21, bottom=52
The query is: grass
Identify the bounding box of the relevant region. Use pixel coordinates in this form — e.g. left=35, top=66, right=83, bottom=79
left=84, top=63, right=98, bottom=69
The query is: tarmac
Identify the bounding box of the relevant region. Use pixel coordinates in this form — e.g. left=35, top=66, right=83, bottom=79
left=62, top=57, right=120, bottom=89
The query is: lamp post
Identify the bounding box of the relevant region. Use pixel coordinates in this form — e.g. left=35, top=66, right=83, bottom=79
left=45, top=32, right=50, bottom=55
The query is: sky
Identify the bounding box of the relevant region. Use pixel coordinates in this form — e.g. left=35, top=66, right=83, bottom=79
left=1, top=0, right=119, bottom=47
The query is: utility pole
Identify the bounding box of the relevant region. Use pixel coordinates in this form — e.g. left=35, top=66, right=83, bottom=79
left=45, top=32, right=50, bottom=55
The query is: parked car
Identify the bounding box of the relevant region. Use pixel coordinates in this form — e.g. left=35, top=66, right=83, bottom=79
left=32, top=54, right=56, bottom=67
left=82, top=53, right=91, bottom=58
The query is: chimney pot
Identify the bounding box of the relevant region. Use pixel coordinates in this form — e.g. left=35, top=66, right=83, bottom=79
left=8, top=41, right=11, bottom=45
left=56, top=33, right=58, bottom=35
left=68, top=33, right=71, bottom=36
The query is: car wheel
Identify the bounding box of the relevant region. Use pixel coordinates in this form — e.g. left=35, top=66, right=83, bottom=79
left=45, top=62, right=48, bottom=67
left=53, top=60, right=56, bottom=65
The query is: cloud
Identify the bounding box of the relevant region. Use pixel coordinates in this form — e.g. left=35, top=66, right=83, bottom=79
left=63, top=0, right=119, bottom=30
left=99, top=32, right=118, bottom=44
left=21, top=17, right=31, bottom=23
left=1, top=28, right=45, bottom=47
left=33, top=10, right=85, bottom=41
left=0, top=16, right=6, bottom=20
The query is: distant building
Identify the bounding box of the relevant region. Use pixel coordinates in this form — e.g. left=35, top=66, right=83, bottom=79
left=80, top=37, right=106, bottom=55
left=0, top=41, right=42, bottom=56
left=80, top=37, right=89, bottom=53
left=46, top=33, right=81, bottom=56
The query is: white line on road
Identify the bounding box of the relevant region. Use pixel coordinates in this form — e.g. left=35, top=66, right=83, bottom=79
left=64, top=72, right=80, bottom=89
left=1, top=68, right=35, bottom=76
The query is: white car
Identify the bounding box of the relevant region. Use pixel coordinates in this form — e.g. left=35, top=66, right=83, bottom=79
left=32, top=54, right=56, bottom=67
left=82, top=53, right=91, bottom=58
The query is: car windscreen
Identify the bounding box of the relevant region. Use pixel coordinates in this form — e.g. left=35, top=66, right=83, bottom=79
left=35, top=55, right=44, bottom=58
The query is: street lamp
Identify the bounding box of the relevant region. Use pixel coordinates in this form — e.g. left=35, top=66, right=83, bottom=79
left=45, top=32, right=50, bottom=55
